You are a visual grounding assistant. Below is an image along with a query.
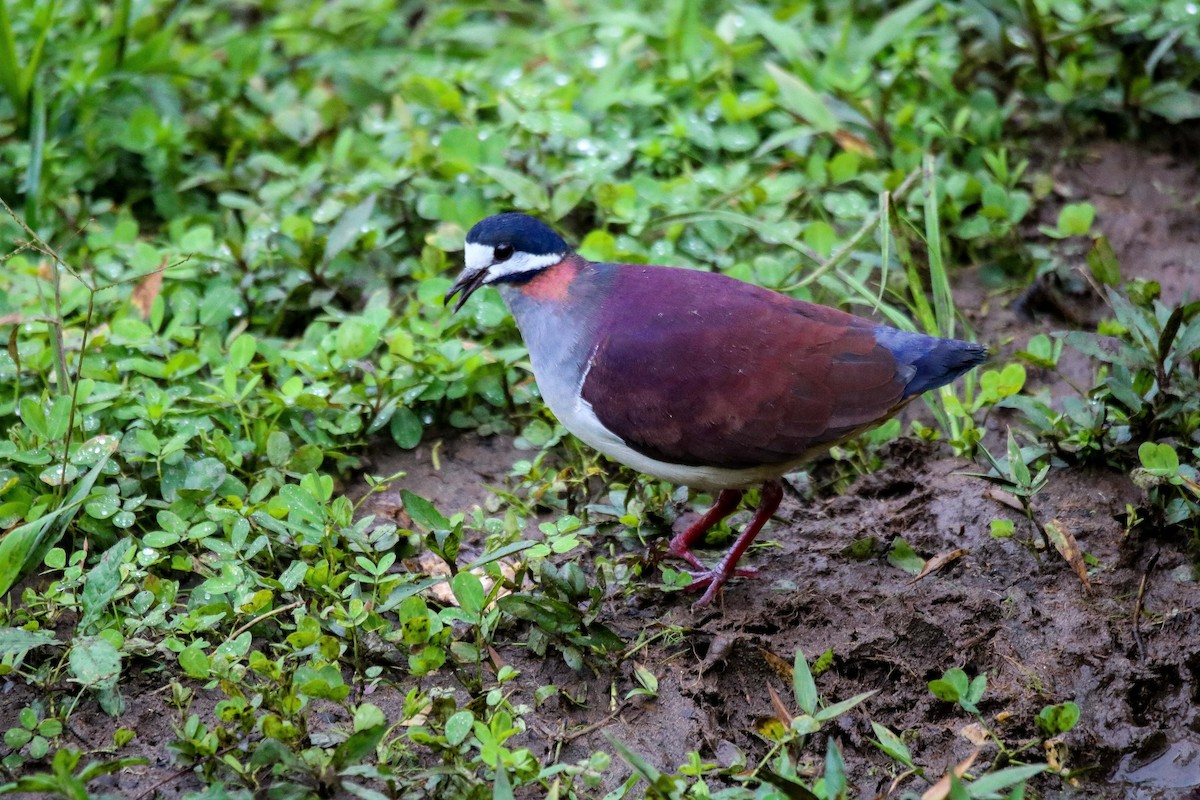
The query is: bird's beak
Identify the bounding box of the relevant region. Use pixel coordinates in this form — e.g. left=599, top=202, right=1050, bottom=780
left=444, top=267, right=488, bottom=313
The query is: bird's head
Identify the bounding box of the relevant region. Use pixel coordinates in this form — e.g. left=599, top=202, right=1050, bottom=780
left=445, top=213, right=570, bottom=312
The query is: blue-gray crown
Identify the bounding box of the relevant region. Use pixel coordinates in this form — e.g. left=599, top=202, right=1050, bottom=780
left=465, top=213, right=568, bottom=256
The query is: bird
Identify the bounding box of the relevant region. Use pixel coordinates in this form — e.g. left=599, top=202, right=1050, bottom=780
left=446, top=212, right=988, bottom=607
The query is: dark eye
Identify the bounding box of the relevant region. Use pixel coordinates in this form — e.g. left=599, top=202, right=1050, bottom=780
left=494, top=245, right=514, bottom=262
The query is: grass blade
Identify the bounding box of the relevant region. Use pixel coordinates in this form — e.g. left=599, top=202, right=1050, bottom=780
left=23, top=78, right=45, bottom=232
left=0, top=0, right=24, bottom=124
left=793, top=647, right=818, bottom=715
left=18, top=0, right=56, bottom=104
left=0, top=437, right=118, bottom=596
left=923, top=153, right=954, bottom=339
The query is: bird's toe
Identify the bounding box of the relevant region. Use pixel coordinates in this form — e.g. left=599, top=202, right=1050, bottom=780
left=685, top=564, right=759, bottom=607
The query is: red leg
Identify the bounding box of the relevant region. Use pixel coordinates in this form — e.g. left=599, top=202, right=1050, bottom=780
left=690, top=480, right=784, bottom=607
left=666, top=488, right=743, bottom=570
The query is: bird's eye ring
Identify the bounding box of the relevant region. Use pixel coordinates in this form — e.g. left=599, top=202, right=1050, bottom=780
left=494, top=245, right=514, bottom=262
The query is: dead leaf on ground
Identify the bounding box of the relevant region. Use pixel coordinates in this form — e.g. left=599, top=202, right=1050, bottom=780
left=985, top=488, right=1025, bottom=511
left=130, top=261, right=166, bottom=320
left=766, top=682, right=792, bottom=726
left=1045, top=736, right=1068, bottom=773
left=921, top=749, right=979, bottom=800
left=908, top=548, right=969, bottom=584
left=758, top=647, right=794, bottom=682
left=959, top=721, right=989, bottom=746
left=1044, top=518, right=1092, bottom=591
left=488, top=645, right=506, bottom=670
left=419, top=550, right=516, bottom=606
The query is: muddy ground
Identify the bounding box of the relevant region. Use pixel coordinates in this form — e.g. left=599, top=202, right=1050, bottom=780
left=355, top=141, right=1200, bottom=799
left=18, top=141, right=1198, bottom=799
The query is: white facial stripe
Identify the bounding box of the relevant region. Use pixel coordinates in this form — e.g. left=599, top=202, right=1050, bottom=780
left=465, top=242, right=494, bottom=273
left=487, top=251, right=563, bottom=281
left=463, top=240, right=565, bottom=287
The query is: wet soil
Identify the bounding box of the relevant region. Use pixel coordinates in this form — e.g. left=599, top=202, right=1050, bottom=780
left=366, top=438, right=1197, bottom=799
left=365, top=141, right=1198, bottom=799
left=10, top=142, right=1197, bottom=799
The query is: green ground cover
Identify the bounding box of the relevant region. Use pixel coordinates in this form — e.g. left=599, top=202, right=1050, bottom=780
left=0, top=1, right=1197, bottom=797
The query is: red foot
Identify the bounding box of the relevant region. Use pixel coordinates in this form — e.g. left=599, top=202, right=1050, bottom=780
left=687, top=564, right=761, bottom=607
left=666, top=538, right=709, bottom=571
left=662, top=488, right=744, bottom=570
left=684, top=480, right=784, bottom=608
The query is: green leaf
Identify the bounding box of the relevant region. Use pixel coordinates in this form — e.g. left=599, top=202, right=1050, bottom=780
left=184, top=458, right=227, bottom=495
left=69, top=636, right=121, bottom=690
left=1056, top=202, right=1095, bottom=237
left=390, top=407, right=423, bottom=449
left=336, top=318, right=381, bottom=360
left=279, top=484, right=324, bottom=523
left=1036, top=701, right=1081, bottom=736
left=45, top=396, right=71, bottom=440
left=947, top=771, right=971, bottom=800
left=738, top=5, right=812, bottom=63
left=1142, top=87, right=1200, bottom=122
left=849, top=0, right=935, bottom=63
left=966, top=673, right=988, bottom=705
left=823, top=737, right=846, bottom=800
left=978, top=364, right=1026, bottom=403
left=1139, top=442, right=1179, bottom=478
left=1157, top=305, right=1184, bottom=364
left=493, top=760, right=514, bottom=800
left=4, top=727, right=32, bottom=749
left=84, top=494, right=120, bottom=520
left=1086, top=236, right=1121, bottom=286
left=178, top=644, right=210, bottom=679
left=324, top=195, right=376, bottom=263
left=929, top=679, right=961, bottom=703
left=479, top=166, right=549, bottom=210
left=39, top=463, right=79, bottom=486
left=793, top=647, right=818, bottom=715
left=966, top=764, right=1047, bottom=795
left=0, top=438, right=117, bottom=596
left=451, top=571, right=485, bottom=617
left=0, top=627, right=58, bottom=662
left=990, top=519, right=1015, bottom=539
left=0, top=0, right=24, bottom=120
left=887, top=538, right=925, bottom=575
left=765, top=63, right=838, bottom=133
left=18, top=396, right=49, bottom=439
left=445, top=710, right=474, bottom=746
left=401, top=490, right=450, bottom=532
left=79, top=539, right=134, bottom=632
left=266, top=431, right=293, bottom=468
left=289, top=445, right=324, bottom=474
left=869, top=722, right=914, bottom=768
left=279, top=560, right=309, bottom=591
left=228, top=333, right=256, bottom=370
left=813, top=691, right=876, bottom=723
left=332, top=724, right=386, bottom=770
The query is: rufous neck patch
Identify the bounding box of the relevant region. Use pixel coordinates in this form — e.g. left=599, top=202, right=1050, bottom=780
left=519, top=257, right=580, bottom=302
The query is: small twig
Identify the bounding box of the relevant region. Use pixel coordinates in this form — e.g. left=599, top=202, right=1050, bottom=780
left=558, top=707, right=625, bottom=743
left=132, top=743, right=243, bottom=800
left=1132, top=550, right=1161, bottom=661
left=224, top=600, right=304, bottom=644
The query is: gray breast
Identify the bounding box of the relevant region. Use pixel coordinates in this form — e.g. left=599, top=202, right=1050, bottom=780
left=499, top=284, right=600, bottom=423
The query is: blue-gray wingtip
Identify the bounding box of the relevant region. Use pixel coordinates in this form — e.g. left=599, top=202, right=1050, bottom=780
left=910, top=338, right=989, bottom=395
left=874, top=327, right=990, bottom=397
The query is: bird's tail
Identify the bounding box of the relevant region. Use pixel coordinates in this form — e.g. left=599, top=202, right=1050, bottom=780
left=873, top=327, right=989, bottom=398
